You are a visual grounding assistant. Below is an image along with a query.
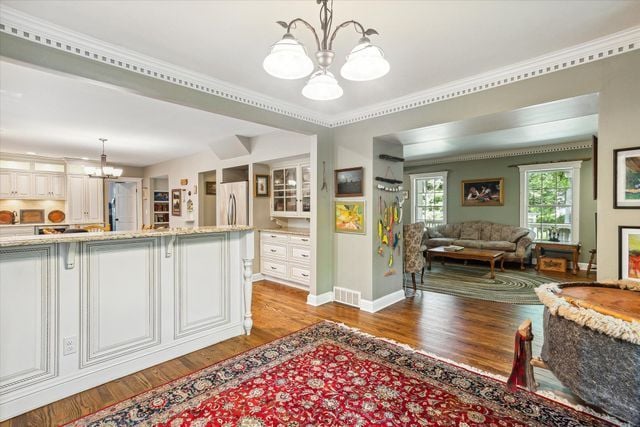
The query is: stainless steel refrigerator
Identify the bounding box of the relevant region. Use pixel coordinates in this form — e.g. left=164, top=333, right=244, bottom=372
left=217, top=181, right=249, bottom=226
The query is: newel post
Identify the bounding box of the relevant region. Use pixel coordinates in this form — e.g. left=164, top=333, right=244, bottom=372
left=242, top=258, right=253, bottom=335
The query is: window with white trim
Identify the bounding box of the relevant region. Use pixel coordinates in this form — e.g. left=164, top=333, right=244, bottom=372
left=518, top=161, right=581, bottom=243
left=411, top=172, right=448, bottom=227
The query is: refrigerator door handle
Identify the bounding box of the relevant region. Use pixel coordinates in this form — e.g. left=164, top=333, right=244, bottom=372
left=232, top=194, right=237, bottom=225
left=227, top=194, right=233, bottom=225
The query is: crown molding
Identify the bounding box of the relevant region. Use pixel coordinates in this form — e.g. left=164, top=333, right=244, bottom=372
left=331, top=26, right=639, bottom=127
left=0, top=6, right=334, bottom=128
left=404, top=140, right=593, bottom=168
left=0, top=6, right=638, bottom=129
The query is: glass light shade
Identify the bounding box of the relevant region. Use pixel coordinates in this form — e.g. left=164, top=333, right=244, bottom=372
left=85, top=166, right=101, bottom=176
left=340, top=40, right=390, bottom=81
left=112, top=168, right=123, bottom=177
left=263, top=35, right=314, bottom=80
left=302, top=70, right=343, bottom=101
left=102, top=166, right=114, bottom=176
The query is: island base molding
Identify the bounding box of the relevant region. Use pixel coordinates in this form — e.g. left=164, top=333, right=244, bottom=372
left=0, top=229, right=254, bottom=421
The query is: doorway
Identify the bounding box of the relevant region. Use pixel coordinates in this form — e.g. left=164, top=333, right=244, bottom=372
left=198, top=170, right=217, bottom=226
left=107, top=179, right=142, bottom=231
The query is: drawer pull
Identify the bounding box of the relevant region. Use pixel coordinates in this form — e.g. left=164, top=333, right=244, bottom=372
left=301, top=254, right=309, bottom=258
left=270, top=266, right=278, bottom=270
left=270, top=235, right=277, bottom=238
left=301, top=273, right=309, bottom=277
left=270, top=249, right=277, bottom=252
left=301, top=238, right=309, bottom=242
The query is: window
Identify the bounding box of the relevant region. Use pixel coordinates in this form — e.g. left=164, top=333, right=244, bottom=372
left=519, top=161, right=581, bottom=243
left=411, top=172, right=448, bottom=227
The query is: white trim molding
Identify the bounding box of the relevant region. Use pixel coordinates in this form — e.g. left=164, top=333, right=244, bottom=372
left=306, top=291, right=333, bottom=306
left=518, top=160, right=582, bottom=243
left=405, top=141, right=592, bottom=168
left=0, top=5, right=638, bottom=128
left=410, top=171, right=448, bottom=225
left=359, top=289, right=405, bottom=313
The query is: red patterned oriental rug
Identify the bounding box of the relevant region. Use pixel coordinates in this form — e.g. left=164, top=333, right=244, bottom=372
left=65, top=322, right=615, bottom=426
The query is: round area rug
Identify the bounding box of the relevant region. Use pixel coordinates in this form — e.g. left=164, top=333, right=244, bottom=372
left=405, top=263, right=556, bottom=304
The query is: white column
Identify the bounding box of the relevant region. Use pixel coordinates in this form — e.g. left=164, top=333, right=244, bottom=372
left=242, top=258, right=253, bottom=335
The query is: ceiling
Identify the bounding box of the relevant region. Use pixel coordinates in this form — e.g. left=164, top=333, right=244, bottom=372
left=381, top=93, right=599, bottom=162
left=0, top=60, right=278, bottom=166
left=2, top=0, right=639, bottom=117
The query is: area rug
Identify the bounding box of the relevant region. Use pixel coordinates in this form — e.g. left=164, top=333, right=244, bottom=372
left=65, top=322, right=616, bottom=426
left=405, top=264, right=555, bottom=304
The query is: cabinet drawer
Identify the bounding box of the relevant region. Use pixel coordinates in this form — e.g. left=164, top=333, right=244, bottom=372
left=290, top=245, right=311, bottom=263
left=262, top=259, right=287, bottom=277
left=290, top=235, right=311, bottom=245
left=261, top=232, right=289, bottom=243
left=0, top=226, right=35, bottom=236
left=262, top=243, right=287, bottom=259
left=290, top=265, right=311, bottom=284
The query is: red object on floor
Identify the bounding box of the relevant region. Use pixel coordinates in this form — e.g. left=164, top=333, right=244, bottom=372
left=65, top=322, right=613, bottom=427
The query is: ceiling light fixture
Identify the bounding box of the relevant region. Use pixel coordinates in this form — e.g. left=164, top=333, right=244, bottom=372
left=84, top=138, right=123, bottom=178
left=263, top=0, right=389, bottom=101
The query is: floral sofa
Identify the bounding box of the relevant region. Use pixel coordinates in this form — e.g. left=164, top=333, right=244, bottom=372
left=422, top=221, right=535, bottom=269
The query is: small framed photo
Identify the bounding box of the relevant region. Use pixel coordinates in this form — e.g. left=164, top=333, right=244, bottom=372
left=335, top=201, right=365, bottom=234
left=614, top=146, right=640, bottom=208
left=171, top=189, right=182, bottom=216
left=335, top=167, right=363, bottom=197
left=618, top=226, right=640, bottom=281
left=461, top=177, right=504, bottom=206
left=205, top=181, right=216, bottom=195
left=255, top=174, right=270, bottom=197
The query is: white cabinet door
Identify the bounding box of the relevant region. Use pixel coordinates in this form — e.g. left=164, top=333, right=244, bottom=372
left=50, top=175, right=66, bottom=199
left=67, top=175, right=86, bottom=223
left=33, top=174, right=51, bottom=198
left=14, top=173, right=32, bottom=198
left=85, top=178, right=104, bottom=223
left=0, top=172, right=12, bottom=198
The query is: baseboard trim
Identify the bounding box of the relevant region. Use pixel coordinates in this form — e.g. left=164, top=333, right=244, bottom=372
left=307, top=291, right=333, bottom=306
left=261, top=274, right=310, bottom=291
left=251, top=273, right=264, bottom=282
left=360, top=289, right=406, bottom=313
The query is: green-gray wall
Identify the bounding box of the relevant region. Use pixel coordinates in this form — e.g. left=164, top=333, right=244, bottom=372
left=404, top=147, right=596, bottom=262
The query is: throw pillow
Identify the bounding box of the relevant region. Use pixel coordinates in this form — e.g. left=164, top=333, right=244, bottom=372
left=428, top=228, right=443, bottom=238
left=510, top=229, right=530, bottom=243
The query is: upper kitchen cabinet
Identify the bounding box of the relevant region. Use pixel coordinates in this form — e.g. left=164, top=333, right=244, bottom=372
left=271, top=162, right=310, bottom=218
left=67, top=175, right=104, bottom=224
left=0, top=156, right=66, bottom=200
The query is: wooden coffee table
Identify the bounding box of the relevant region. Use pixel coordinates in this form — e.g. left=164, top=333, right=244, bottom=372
left=426, top=247, right=505, bottom=279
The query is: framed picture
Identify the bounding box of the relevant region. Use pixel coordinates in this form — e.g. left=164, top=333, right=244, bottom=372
left=335, top=167, right=363, bottom=197
left=335, top=201, right=365, bottom=234
left=618, top=226, right=640, bottom=281
left=171, top=189, right=182, bottom=216
left=461, top=177, right=504, bottom=206
left=205, top=181, right=216, bottom=195
left=255, top=174, right=269, bottom=197
left=614, top=146, right=640, bottom=208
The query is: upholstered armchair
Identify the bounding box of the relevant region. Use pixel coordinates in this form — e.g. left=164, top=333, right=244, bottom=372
left=404, top=223, right=426, bottom=290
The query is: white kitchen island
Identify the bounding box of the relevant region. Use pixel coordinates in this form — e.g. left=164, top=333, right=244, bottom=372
left=0, top=226, right=254, bottom=420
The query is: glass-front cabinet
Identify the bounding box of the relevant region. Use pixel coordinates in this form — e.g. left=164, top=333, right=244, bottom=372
left=271, top=162, right=310, bottom=217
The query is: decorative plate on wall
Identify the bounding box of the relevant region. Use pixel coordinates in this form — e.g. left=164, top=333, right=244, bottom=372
left=0, top=210, right=14, bottom=224
left=48, top=210, right=66, bottom=223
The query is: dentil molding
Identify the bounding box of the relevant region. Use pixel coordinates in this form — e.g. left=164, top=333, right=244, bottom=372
left=0, top=6, right=638, bottom=128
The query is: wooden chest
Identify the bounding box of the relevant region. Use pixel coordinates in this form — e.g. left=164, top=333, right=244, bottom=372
left=539, top=256, right=567, bottom=272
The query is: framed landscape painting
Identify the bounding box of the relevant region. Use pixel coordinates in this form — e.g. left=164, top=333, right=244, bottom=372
left=171, top=189, right=182, bottom=216
left=335, top=167, right=363, bottom=197
left=619, top=226, right=640, bottom=281
left=461, top=177, right=504, bottom=206
left=614, top=146, right=640, bottom=208
left=335, top=201, right=365, bottom=234
left=255, top=174, right=269, bottom=197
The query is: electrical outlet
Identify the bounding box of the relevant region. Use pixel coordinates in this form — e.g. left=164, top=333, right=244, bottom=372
left=63, top=336, right=77, bottom=356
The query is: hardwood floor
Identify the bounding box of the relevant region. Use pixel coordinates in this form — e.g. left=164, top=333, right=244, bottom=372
left=3, top=269, right=592, bottom=426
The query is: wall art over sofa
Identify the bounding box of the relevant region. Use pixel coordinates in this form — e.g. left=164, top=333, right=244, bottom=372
left=461, top=177, right=504, bottom=206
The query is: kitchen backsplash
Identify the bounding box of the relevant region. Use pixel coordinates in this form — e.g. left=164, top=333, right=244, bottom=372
left=0, top=200, right=66, bottom=223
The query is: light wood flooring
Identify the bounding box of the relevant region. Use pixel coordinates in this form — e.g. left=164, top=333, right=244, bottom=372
left=3, top=269, right=591, bottom=426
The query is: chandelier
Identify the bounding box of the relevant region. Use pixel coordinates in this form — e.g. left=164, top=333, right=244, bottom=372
left=84, top=138, right=123, bottom=178
left=263, top=0, right=390, bottom=101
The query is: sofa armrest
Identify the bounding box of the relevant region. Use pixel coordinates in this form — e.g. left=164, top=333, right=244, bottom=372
left=515, top=235, right=534, bottom=257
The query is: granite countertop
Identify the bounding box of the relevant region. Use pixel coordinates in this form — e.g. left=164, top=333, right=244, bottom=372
left=0, top=226, right=253, bottom=247
left=260, top=227, right=310, bottom=236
